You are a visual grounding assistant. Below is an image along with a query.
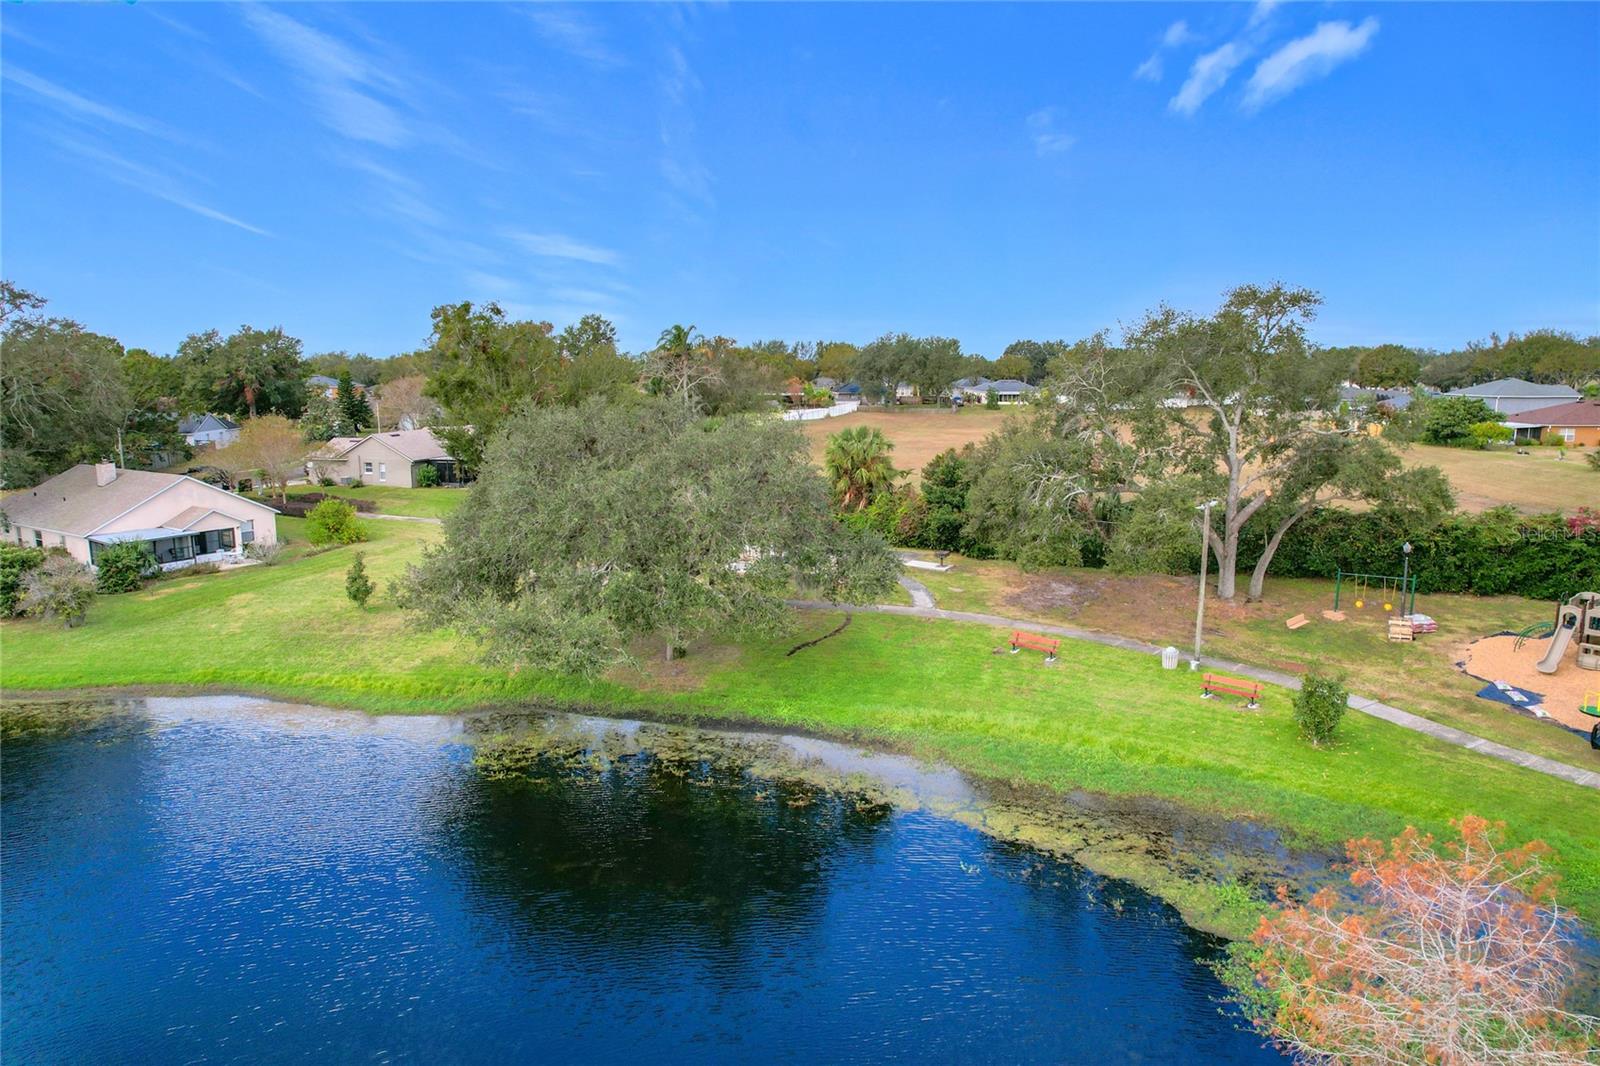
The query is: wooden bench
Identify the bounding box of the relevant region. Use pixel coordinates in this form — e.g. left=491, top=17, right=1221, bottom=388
left=1009, top=630, right=1060, bottom=662
left=1202, top=673, right=1261, bottom=709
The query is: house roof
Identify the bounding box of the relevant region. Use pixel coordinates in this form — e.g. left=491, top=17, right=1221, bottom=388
left=177, top=413, right=239, bottom=434
left=1510, top=398, right=1600, bottom=427
left=1446, top=378, right=1580, bottom=400
left=307, top=374, right=340, bottom=388
left=0, top=465, right=276, bottom=537
left=984, top=379, right=1035, bottom=393
left=313, top=428, right=453, bottom=462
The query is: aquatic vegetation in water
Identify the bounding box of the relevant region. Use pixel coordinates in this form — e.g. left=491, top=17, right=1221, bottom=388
left=0, top=698, right=134, bottom=741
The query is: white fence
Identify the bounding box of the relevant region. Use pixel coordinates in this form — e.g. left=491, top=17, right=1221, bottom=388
left=781, top=401, right=860, bottom=422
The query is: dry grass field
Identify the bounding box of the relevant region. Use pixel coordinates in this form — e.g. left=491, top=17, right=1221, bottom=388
left=798, top=407, right=1016, bottom=481
left=799, top=408, right=1594, bottom=513
left=1397, top=444, right=1595, bottom=514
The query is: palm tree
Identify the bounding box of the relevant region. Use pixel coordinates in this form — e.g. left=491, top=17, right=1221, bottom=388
left=650, top=324, right=716, bottom=409
left=824, top=425, right=899, bottom=510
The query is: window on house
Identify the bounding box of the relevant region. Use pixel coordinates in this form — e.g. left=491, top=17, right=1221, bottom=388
left=378, top=462, right=387, bottom=482
left=363, top=460, right=374, bottom=474
left=32, top=530, right=43, bottom=548
left=241, top=520, right=255, bottom=545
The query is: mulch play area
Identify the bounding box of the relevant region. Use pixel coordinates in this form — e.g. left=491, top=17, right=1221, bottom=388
left=1460, top=634, right=1597, bottom=732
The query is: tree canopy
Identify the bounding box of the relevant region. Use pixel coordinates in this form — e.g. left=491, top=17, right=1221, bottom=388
left=0, top=285, right=129, bottom=486
left=398, top=399, right=900, bottom=672
left=1037, top=284, right=1452, bottom=600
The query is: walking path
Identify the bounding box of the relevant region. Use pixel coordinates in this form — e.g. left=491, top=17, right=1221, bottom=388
left=788, top=597, right=1600, bottom=791
left=367, top=513, right=443, bottom=525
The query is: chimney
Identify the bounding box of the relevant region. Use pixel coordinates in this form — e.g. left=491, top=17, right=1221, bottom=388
left=94, top=462, right=118, bottom=487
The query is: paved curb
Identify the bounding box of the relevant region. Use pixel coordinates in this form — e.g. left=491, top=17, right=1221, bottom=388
left=788, top=600, right=1600, bottom=790
left=366, top=513, right=443, bottom=525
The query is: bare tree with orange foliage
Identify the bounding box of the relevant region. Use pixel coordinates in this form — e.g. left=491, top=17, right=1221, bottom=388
left=1250, top=815, right=1597, bottom=1065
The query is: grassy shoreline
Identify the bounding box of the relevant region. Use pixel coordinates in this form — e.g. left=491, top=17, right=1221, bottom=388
left=3, top=516, right=1598, bottom=936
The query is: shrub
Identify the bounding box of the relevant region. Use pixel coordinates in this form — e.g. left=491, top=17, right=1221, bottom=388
left=1420, top=395, right=1497, bottom=447
left=1247, top=816, right=1596, bottom=1062
left=1588, top=450, right=1600, bottom=472
left=182, top=562, right=221, bottom=576
left=305, top=498, right=367, bottom=546
left=1468, top=420, right=1512, bottom=449
left=1292, top=671, right=1348, bottom=746
left=350, top=478, right=365, bottom=488
left=318, top=475, right=335, bottom=487
left=245, top=541, right=284, bottom=566
left=0, top=543, right=46, bottom=616
left=93, top=542, right=158, bottom=594
left=19, top=554, right=96, bottom=628
left=415, top=463, right=440, bottom=487
left=984, top=388, right=1000, bottom=409
left=345, top=552, right=373, bottom=607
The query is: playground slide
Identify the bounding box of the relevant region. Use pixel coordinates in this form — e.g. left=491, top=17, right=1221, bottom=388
left=1536, top=608, right=1580, bottom=674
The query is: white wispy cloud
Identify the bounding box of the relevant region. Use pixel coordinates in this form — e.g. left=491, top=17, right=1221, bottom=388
left=506, top=231, right=620, bottom=266
left=49, top=135, right=270, bottom=236
left=1163, top=20, right=1195, bottom=48
left=1243, top=18, right=1380, bottom=111
left=521, top=7, right=623, bottom=68
left=1247, top=0, right=1282, bottom=31
left=3, top=66, right=179, bottom=140
left=656, top=39, right=714, bottom=209
left=1169, top=41, right=1251, bottom=116
left=1026, top=107, right=1075, bottom=156
left=1134, top=20, right=1197, bottom=83
left=240, top=6, right=412, bottom=147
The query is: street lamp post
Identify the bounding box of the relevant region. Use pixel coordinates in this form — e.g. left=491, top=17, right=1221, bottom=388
left=1401, top=541, right=1413, bottom=617
left=1192, top=499, right=1218, bottom=669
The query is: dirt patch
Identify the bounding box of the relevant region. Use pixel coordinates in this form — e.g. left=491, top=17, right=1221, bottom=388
left=1460, top=634, right=1599, bottom=732
left=1003, top=576, right=1101, bottom=616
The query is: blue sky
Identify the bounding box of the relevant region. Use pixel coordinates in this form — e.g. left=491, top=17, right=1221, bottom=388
left=3, top=2, right=1596, bottom=359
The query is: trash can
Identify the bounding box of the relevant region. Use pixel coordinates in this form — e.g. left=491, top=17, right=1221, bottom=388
left=1161, top=646, right=1180, bottom=670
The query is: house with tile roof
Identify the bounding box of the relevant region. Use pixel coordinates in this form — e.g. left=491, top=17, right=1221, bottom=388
left=1, top=463, right=277, bottom=571
left=1503, top=397, right=1600, bottom=447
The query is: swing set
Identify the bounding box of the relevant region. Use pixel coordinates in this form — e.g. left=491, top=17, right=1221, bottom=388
left=1332, top=568, right=1417, bottom=616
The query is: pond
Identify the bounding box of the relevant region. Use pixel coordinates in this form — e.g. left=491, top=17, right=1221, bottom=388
left=1, top=696, right=1283, bottom=1063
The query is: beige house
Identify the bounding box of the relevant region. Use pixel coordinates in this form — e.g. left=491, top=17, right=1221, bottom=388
left=305, top=428, right=459, bottom=488
left=1, top=463, right=278, bottom=571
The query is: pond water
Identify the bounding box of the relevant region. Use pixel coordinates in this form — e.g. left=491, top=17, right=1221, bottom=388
left=1, top=697, right=1282, bottom=1064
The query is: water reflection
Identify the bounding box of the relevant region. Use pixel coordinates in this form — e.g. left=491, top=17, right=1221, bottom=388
left=1, top=697, right=1282, bottom=1063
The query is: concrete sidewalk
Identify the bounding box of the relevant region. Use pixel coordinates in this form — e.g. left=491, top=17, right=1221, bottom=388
left=789, top=599, right=1600, bottom=790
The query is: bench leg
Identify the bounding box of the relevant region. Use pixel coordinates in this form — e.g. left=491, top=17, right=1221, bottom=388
left=1246, top=699, right=1259, bottom=710
left=1200, top=690, right=1214, bottom=699
left=1044, top=653, right=1056, bottom=663
left=1010, top=646, right=1020, bottom=654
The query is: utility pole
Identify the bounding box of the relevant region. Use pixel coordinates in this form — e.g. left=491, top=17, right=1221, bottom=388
left=1401, top=541, right=1413, bottom=617
left=1192, top=499, right=1218, bottom=669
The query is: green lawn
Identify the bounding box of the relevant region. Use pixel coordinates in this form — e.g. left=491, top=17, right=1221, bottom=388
left=912, top=556, right=1599, bottom=765
left=280, top=483, right=467, bottom=519
left=3, top=518, right=1598, bottom=933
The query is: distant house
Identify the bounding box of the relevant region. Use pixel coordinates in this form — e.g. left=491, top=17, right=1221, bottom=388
left=813, top=378, right=862, bottom=402
left=952, top=377, right=1037, bottom=405
left=306, top=428, right=461, bottom=487
left=177, top=413, right=240, bottom=448
left=1444, top=378, right=1581, bottom=416
left=1503, top=398, right=1600, bottom=447
left=306, top=374, right=369, bottom=399
left=1, top=463, right=277, bottom=571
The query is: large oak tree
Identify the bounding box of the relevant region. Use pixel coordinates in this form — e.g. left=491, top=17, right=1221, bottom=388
left=398, top=399, right=900, bottom=672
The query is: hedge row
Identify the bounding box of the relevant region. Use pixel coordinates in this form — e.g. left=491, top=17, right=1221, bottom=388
left=1250, top=509, right=1600, bottom=601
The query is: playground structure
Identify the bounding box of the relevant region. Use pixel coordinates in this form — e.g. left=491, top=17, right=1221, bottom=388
left=1536, top=591, right=1600, bottom=675
left=1332, top=568, right=1417, bottom=617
